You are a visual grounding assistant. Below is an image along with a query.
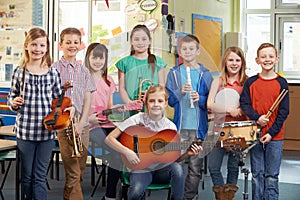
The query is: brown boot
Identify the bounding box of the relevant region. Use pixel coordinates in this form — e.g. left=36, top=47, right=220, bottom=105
left=224, top=184, right=239, bottom=200
left=212, top=186, right=226, bottom=200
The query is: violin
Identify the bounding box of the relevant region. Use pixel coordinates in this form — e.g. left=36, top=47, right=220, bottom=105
left=43, top=82, right=72, bottom=130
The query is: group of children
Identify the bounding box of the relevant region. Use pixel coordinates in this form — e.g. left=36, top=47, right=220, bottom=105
left=7, top=24, right=289, bottom=200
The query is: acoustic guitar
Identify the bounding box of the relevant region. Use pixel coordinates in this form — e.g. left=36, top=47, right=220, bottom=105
left=120, top=125, right=247, bottom=170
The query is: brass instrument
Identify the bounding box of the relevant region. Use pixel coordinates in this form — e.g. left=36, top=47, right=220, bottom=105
left=138, top=76, right=154, bottom=102
left=66, top=118, right=83, bottom=158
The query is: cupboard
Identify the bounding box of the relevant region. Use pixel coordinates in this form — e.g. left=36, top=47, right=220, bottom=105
left=283, top=85, right=300, bottom=150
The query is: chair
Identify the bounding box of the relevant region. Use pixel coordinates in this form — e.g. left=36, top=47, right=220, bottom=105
left=119, top=167, right=171, bottom=200
left=0, top=151, right=16, bottom=200
left=90, top=155, right=107, bottom=197
left=89, top=141, right=109, bottom=197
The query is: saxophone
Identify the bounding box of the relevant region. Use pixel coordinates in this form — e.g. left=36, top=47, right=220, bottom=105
left=138, top=76, right=154, bottom=102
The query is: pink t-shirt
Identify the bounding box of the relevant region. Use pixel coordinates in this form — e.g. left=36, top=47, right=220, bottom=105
left=90, top=76, right=116, bottom=129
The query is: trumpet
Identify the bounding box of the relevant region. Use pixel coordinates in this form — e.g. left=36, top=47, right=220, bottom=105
left=65, top=118, right=83, bottom=158
left=138, top=76, right=154, bottom=102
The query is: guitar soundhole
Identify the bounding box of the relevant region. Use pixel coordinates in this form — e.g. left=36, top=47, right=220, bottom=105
left=151, top=140, right=165, bottom=154
left=220, top=131, right=225, bottom=137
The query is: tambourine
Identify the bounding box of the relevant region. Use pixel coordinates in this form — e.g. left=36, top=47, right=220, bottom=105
left=215, top=88, right=240, bottom=107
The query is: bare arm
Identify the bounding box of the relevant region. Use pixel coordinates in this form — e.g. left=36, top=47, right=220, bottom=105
left=77, top=91, right=92, bottom=134
left=118, top=70, right=131, bottom=104
left=158, top=68, right=165, bottom=86
left=105, top=127, right=140, bottom=165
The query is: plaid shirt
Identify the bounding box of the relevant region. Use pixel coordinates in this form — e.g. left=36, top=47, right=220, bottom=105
left=7, top=67, right=61, bottom=141
left=51, top=57, right=96, bottom=122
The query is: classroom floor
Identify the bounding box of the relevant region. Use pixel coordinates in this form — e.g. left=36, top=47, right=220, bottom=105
left=0, top=150, right=300, bottom=200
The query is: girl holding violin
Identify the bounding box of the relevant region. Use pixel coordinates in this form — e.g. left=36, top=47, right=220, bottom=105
left=7, top=27, right=62, bottom=200
left=85, top=43, right=121, bottom=200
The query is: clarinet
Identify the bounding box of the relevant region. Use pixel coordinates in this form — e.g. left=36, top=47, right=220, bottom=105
left=186, top=67, right=194, bottom=108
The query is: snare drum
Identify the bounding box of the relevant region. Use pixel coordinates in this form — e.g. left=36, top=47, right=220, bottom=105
left=215, top=120, right=259, bottom=143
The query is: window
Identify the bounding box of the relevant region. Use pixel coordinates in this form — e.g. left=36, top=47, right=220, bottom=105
left=243, top=0, right=300, bottom=80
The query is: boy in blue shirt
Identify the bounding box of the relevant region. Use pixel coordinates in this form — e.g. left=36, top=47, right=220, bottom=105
left=166, top=34, right=213, bottom=199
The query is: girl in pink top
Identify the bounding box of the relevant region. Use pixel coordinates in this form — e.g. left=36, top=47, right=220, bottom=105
left=85, top=43, right=120, bottom=200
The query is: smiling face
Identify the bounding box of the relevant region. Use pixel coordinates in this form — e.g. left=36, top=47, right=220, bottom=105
left=130, top=29, right=151, bottom=54
left=89, top=50, right=106, bottom=73
left=25, top=36, right=48, bottom=62
left=60, top=34, right=81, bottom=61
left=256, top=46, right=279, bottom=72
left=146, top=90, right=168, bottom=120
left=179, top=41, right=200, bottom=63
left=225, top=52, right=242, bottom=76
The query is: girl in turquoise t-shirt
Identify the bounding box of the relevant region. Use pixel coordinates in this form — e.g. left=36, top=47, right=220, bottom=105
left=116, top=24, right=167, bottom=105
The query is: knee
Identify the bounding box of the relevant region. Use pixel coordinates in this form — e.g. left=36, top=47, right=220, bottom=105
left=128, top=183, right=145, bottom=200
left=170, top=163, right=184, bottom=177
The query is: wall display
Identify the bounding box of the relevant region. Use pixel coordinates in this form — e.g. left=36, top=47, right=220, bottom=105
left=0, top=29, right=25, bottom=65
left=0, top=29, right=25, bottom=82
left=0, top=0, right=32, bottom=28
left=192, top=14, right=223, bottom=72
left=140, top=0, right=158, bottom=14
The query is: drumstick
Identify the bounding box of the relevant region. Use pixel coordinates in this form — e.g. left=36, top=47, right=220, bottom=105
left=265, top=89, right=288, bottom=119
left=266, top=89, right=287, bottom=118
left=271, top=89, right=288, bottom=112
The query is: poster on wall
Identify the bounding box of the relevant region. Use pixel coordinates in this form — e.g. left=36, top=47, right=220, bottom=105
left=0, top=29, right=25, bottom=82
left=192, top=14, right=223, bottom=72
left=0, top=29, right=25, bottom=64
left=0, top=0, right=32, bottom=28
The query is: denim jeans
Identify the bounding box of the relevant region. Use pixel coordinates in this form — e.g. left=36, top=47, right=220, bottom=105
left=128, top=163, right=184, bottom=200
left=250, top=140, right=282, bottom=200
left=17, top=138, right=54, bottom=200
left=208, top=147, right=240, bottom=186
left=89, top=127, right=121, bottom=198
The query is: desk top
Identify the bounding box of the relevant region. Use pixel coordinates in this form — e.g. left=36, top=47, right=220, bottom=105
left=0, top=139, right=17, bottom=152
left=0, top=125, right=15, bottom=137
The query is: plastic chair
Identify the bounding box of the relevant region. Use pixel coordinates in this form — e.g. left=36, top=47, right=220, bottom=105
left=89, top=141, right=109, bottom=197
left=119, top=167, right=171, bottom=200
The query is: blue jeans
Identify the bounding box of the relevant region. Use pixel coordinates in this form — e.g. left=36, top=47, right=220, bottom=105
left=250, top=140, right=282, bottom=200
left=17, top=138, right=54, bottom=200
left=128, top=163, right=184, bottom=200
left=208, top=147, right=240, bottom=186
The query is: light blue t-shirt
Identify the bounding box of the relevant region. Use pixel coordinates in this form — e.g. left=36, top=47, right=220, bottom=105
left=180, top=66, right=200, bottom=130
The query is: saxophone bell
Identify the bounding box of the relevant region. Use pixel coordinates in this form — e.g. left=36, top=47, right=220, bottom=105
left=138, top=77, right=154, bottom=102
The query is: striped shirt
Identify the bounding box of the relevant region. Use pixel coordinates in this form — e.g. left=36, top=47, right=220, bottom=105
left=51, top=56, right=96, bottom=120
left=7, top=67, right=61, bottom=141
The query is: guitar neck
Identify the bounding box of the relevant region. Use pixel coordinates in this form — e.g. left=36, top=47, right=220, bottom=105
left=162, top=140, right=222, bottom=152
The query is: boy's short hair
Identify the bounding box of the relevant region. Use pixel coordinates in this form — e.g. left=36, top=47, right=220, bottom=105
left=60, top=27, right=82, bottom=43
left=257, top=43, right=278, bottom=57
left=179, top=34, right=200, bottom=49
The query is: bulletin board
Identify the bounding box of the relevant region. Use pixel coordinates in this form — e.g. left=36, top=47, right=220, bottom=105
left=0, top=0, right=32, bottom=28
left=192, top=14, right=223, bottom=72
